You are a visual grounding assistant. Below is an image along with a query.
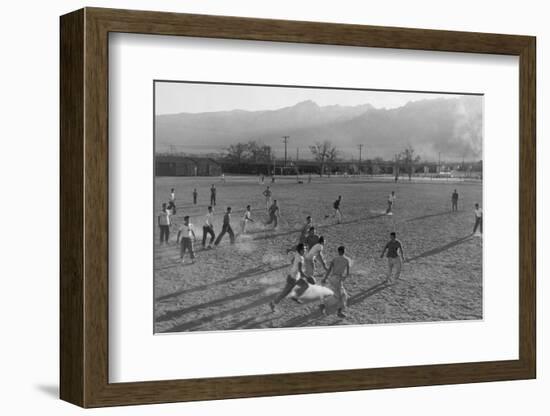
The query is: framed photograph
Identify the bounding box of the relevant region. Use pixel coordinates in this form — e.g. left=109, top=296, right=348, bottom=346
left=60, top=7, right=536, bottom=408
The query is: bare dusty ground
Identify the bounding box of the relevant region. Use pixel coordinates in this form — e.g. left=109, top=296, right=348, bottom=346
left=154, top=175, right=482, bottom=333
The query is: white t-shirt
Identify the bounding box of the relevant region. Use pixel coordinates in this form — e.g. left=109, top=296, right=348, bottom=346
left=170, top=192, right=175, bottom=201
left=474, top=208, right=483, bottom=218
left=306, top=243, right=324, bottom=261
left=243, top=211, right=251, bottom=221
left=204, top=212, right=213, bottom=227
left=179, top=223, right=195, bottom=238
left=288, top=253, right=304, bottom=280
left=158, top=210, right=171, bottom=226
left=388, top=193, right=396, bottom=203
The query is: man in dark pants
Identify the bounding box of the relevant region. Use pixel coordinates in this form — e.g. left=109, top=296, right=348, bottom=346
left=473, top=203, right=483, bottom=234
left=210, top=184, right=217, bottom=206
left=176, top=216, right=196, bottom=264
left=202, top=206, right=216, bottom=249
left=157, top=203, right=171, bottom=245
left=193, top=188, right=198, bottom=205
left=214, top=207, right=235, bottom=246
left=380, top=231, right=405, bottom=284
left=269, top=243, right=314, bottom=312
left=452, top=189, right=459, bottom=211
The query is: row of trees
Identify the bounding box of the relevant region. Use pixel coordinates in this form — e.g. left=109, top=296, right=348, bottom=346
left=225, top=139, right=423, bottom=179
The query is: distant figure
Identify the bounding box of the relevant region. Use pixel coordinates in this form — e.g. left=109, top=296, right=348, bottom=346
left=193, top=188, right=198, bottom=205
left=261, top=174, right=265, bottom=184
left=333, top=195, right=343, bottom=223
left=202, top=206, right=216, bottom=249
left=214, top=207, right=235, bottom=246
left=241, top=205, right=254, bottom=233
left=262, top=186, right=273, bottom=210
left=169, top=188, right=177, bottom=214
left=386, top=191, right=396, bottom=214
left=473, top=203, right=483, bottom=234
left=265, top=200, right=280, bottom=229
left=308, top=173, right=312, bottom=183
left=380, top=232, right=405, bottom=283
left=271, top=175, right=275, bottom=183
left=221, top=173, right=226, bottom=183
left=210, top=185, right=216, bottom=206
left=320, top=245, right=352, bottom=318
left=177, top=216, right=196, bottom=264
left=269, top=243, right=314, bottom=312
left=451, top=189, right=459, bottom=211
left=157, top=203, right=172, bottom=245
left=304, top=226, right=320, bottom=251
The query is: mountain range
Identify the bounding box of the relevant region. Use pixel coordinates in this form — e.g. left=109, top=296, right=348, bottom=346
left=155, top=96, right=483, bottom=161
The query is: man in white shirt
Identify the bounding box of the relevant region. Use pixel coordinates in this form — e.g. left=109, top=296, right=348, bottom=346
left=241, top=205, right=254, bottom=233
left=177, top=216, right=196, bottom=264
left=320, top=245, right=352, bottom=318
left=473, top=203, right=483, bottom=234
left=202, top=206, right=216, bottom=249
left=386, top=191, right=396, bottom=214
left=269, top=243, right=314, bottom=312
left=157, top=203, right=171, bottom=245
left=304, top=236, right=328, bottom=277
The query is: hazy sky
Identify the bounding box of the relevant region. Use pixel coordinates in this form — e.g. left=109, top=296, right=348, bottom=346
left=155, top=81, right=476, bottom=115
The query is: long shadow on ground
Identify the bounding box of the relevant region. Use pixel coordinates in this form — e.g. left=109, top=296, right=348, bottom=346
left=156, top=264, right=286, bottom=301
left=406, top=235, right=472, bottom=262
left=162, top=294, right=275, bottom=333
left=280, top=281, right=391, bottom=328
left=156, top=287, right=266, bottom=323
left=405, top=211, right=460, bottom=222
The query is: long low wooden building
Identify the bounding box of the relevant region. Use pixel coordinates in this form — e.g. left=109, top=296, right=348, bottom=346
left=155, top=155, right=222, bottom=177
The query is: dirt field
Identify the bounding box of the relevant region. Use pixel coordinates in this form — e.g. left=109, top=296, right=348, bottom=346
left=154, top=175, right=482, bottom=333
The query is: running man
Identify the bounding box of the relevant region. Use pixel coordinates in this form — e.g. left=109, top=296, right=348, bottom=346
left=386, top=191, right=396, bottom=214
left=451, top=189, right=459, bottom=211
left=202, top=206, right=216, bottom=249
left=193, top=188, right=198, bottom=205
left=262, top=186, right=273, bottom=210
left=473, top=203, right=483, bottom=234
left=320, top=245, right=351, bottom=318
left=176, top=216, right=196, bottom=264
left=170, top=188, right=176, bottom=203
left=157, top=203, right=172, bottom=245
left=210, top=184, right=217, bottom=206
left=380, top=232, right=405, bottom=283
left=265, top=200, right=280, bottom=229
left=325, top=195, right=342, bottom=223
left=304, top=236, right=328, bottom=277
left=214, top=207, right=235, bottom=246
left=241, top=205, right=254, bottom=233
left=269, top=243, right=314, bottom=312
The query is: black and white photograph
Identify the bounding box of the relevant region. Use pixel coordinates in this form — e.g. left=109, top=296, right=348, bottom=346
left=153, top=81, right=483, bottom=334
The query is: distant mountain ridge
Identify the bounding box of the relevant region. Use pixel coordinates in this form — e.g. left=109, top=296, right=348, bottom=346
left=155, top=97, right=482, bottom=161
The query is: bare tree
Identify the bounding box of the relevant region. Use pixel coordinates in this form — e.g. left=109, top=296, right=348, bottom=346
left=225, top=143, right=248, bottom=164
left=309, top=141, right=338, bottom=177
left=399, top=144, right=421, bottom=181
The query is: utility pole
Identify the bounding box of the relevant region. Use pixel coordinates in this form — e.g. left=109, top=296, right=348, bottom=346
left=282, top=136, right=289, bottom=167
left=438, top=152, right=441, bottom=173
left=358, top=144, right=364, bottom=174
